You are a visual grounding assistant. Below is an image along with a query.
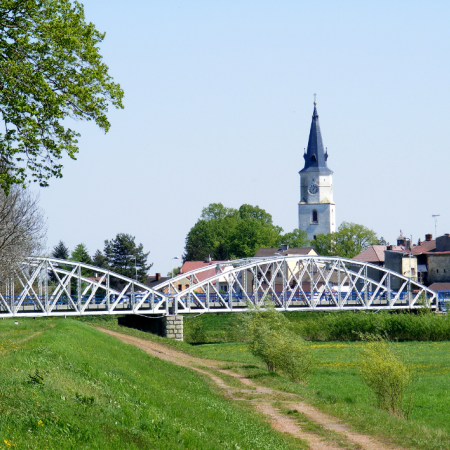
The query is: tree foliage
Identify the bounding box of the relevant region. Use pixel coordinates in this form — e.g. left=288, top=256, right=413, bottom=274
left=92, top=249, right=106, bottom=268
left=0, top=0, right=124, bottom=191
left=359, top=334, right=413, bottom=417
left=314, top=222, right=380, bottom=258
left=52, top=240, right=69, bottom=260
left=71, top=243, right=91, bottom=265
left=281, top=229, right=309, bottom=249
left=183, top=203, right=305, bottom=261
left=245, top=304, right=313, bottom=382
left=103, top=233, right=152, bottom=283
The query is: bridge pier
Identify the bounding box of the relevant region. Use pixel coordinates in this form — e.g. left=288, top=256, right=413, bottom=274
left=118, top=314, right=184, bottom=341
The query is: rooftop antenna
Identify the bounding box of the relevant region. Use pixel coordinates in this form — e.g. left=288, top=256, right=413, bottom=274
left=432, top=215, right=440, bottom=238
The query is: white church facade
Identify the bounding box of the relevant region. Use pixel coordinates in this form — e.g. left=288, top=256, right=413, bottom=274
left=298, top=101, right=336, bottom=241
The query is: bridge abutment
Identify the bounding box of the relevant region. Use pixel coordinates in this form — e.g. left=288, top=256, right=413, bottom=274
left=118, top=314, right=183, bottom=341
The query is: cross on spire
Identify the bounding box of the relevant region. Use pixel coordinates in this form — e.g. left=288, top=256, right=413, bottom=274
left=314, top=93, right=317, bottom=105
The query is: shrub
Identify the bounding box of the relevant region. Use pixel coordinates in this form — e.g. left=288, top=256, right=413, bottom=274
left=292, top=310, right=450, bottom=342
left=184, top=317, right=207, bottom=344
left=359, top=334, right=412, bottom=417
left=246, top=304, right=312, bottom=382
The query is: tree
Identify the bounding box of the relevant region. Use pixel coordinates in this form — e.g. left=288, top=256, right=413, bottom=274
left=281, top=229, right=310, bottom=248
left=52, top=241, right=69, bottom=260
left=183, top=203, right=283, bottom=261
left=104, top=233, right=152, bottom=283
left=92, top=249, right=106, bottom=268
left=71, top=243, right=92, bottom=265
left=0, top=0, right=124, bottom=192
left=0, top=186, right=45, bottom=280
left=314, top=222, right=380, bottom=258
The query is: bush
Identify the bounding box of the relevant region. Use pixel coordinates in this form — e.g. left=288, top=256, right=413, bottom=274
left=291, top=310, right=450, bottom=342
left=184, top=317, right=208, bottom=344
left=359, top=334, right=412, bottom=417
left=246, top=304, right=312, bottom=382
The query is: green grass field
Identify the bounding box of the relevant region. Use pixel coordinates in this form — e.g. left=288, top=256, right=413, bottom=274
left=91, top=315, right=450, bottom=450
left=192, top=340, right=450, bottom=450
left=0, top=318, right=299, bottom=449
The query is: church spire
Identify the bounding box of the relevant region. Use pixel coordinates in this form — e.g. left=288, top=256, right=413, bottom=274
left=299, top=99, right=333, bottom=174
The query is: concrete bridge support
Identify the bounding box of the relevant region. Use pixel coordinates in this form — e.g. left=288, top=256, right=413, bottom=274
left=118, top=314, right=184, bottom=341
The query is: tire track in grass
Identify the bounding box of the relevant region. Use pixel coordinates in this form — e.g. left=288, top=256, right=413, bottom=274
left=96, top=327, right=404, bottom=450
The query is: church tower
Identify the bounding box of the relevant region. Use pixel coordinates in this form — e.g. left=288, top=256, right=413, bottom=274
left=298, top=100, right=336, bottom=241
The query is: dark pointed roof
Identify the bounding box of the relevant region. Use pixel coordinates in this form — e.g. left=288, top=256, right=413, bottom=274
left=299, top=103, right=333, bottom=174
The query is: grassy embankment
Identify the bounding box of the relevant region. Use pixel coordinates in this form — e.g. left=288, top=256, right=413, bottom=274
left=0, top=317, right=300, bottom=449
left=89, top=312, right=450, bottom=450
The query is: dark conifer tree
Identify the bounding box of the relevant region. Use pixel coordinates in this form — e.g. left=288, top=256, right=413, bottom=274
left=52, top=241, right=69, bottom=260
left=104, top=234, right=152, bottom=283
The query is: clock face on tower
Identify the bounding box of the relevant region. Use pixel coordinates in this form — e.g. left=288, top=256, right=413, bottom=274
left=308, top=183, right=319, bottom=195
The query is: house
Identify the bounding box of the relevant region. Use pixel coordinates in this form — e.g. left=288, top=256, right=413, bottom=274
left=146, top=272, right=171, bottom=290
left=180, top=259, right=233, bottom=293
left=254, top=244, right=318, bottom=258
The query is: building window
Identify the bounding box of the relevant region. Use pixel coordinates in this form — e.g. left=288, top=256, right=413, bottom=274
left=311, top=155, right=317, bottom=162
left=436, top=269, right=439, bottom=273
left=178, top=284, right=182, bottom=291
left=313, top=235, right=317, bottom=240
left=185, top=284, right=189, bottom=290
left=411, top=268, right=415, bottom=276
left=312, top=210, right=318, bottom=223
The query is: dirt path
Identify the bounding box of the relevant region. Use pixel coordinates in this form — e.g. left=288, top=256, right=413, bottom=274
left=96, top=328, right=404, bottom=450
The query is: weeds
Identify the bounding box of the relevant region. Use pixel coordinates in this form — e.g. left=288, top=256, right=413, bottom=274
left=27, top=370, right=44, bottom=385
left=184, top=317, right=207, bottom=344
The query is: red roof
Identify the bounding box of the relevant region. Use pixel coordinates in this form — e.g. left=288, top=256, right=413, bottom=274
left=353, top=245, right=386, bottom=263
left=411, top=240, right=436, bottom=254
left=181, top=260, right=229, bottom=283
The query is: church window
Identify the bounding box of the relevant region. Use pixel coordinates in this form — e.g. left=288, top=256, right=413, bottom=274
left=312, top=210, right=318, bottom=223
left=311, top=155, right=317, bottom=162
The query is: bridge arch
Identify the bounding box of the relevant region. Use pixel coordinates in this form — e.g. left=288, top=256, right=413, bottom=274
left=158, top=256, right=437, bottom=314
left=0, top=257, right=166, bottom=317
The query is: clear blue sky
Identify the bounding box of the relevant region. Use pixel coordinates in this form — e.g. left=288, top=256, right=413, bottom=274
left=36, top=0, right=450, bottom=274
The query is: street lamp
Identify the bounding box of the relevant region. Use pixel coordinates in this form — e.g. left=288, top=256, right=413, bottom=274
left=171, top=256, right=180, bottom=278
left=126, top=255, right=137, bottom=281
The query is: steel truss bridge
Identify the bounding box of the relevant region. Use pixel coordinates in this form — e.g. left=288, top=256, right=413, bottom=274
left=0, top=256, right=437, bottom=318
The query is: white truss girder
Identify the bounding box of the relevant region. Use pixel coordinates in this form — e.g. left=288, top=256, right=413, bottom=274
left=162, top=256, right=437, bottom=314
left=0, top=256, right=437, bottom=317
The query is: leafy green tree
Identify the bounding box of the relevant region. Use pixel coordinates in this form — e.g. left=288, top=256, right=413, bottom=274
left=0, top=0, right=124, bottom=191
left=104, top=233, right=152, bottom=283
left=281, top=229, right=310, bottom=248
left=52, top=241, right=69, bottom=260
left=314, top=222, right=380, bottom=258
left=183, top=203, right=283, bottom=261
left=167, top=266, right=181, bottom=277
